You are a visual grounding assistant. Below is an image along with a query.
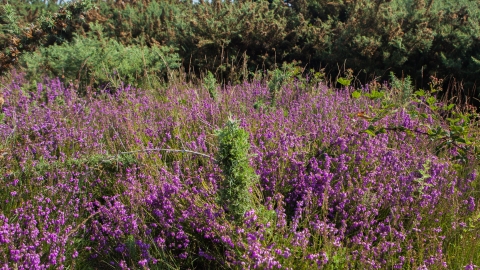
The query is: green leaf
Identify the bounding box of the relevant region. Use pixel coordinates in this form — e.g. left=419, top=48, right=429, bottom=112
left=376, top=127, right=386, bottom=135
left=361, top=125, right=377, bottom=137
left=337, top=77, right=351, bottom=87
left=365, top=90, right=384, bottom=100
left=381, top=102, right=395, bottom=110
left=352, top=90, right=362, bottom=99
left=447, top=118, right=460, bottom=124
left=364, top=129, right=376, bottom=136
left=393, top=126, right=406, bottom=132
left=405, top=129, right=415, bottom=137
left=371, top=116, right=383, bottom=123
left=414, top=89, right=426, bottom=97
left=426, top=96, right=436, bottom=106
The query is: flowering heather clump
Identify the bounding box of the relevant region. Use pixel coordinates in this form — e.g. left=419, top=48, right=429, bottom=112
left=0, top=71, right=479, bottom=269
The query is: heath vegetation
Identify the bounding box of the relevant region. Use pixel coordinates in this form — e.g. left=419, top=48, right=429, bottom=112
left=0, top=0, right=479, bottom=269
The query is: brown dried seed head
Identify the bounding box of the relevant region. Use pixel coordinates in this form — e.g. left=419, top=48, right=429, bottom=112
left=9, top=46, right=20, bottom=57
left=25, top=29, right=34, bottom=39
left=11, top=37, right=21, bottom=46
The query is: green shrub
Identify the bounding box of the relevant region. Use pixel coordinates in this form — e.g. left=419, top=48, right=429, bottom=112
left=1, top=0, right=94, bottom=74
left=20, top=23, right=181, bottom=91
left=203, top=71, right=218, bottom=100
left=215, top=117, right=259, bottom=222
left=5, top=0, right=480, bottom=101
left=92, top=0, right=479, bottom=100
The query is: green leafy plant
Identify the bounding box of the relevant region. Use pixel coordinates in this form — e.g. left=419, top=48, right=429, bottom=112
left=389, top=72, right=413, bottom=104
left=6, top=0, right=479, bottom=99
left=215, top=117, right=259, bottom=222
left=1, top=4, right=21, bottom=35
left=337, top=77, right=351, bottom=87
left=20, top=23, right=181, bottom=91
left=357, top=73, right=480, bottom=165
left=413, top=159, right=434, bottom=197
left=203, top=71, right=218, bottom=100
left=267, top=62, right=305, bottom=105
left=352, top=90, right=362, bottom=99
left=1, top=0, right=95, bottom=74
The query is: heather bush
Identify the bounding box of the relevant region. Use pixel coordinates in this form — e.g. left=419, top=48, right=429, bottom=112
left=3, top=1, right=480, bottom=269
left=0, top=71, right=479, bottom=269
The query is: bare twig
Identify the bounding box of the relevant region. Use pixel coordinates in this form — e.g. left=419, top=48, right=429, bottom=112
left=66, top=212, right=98, bottom=238
left=120, top=148, right=215, bottom=160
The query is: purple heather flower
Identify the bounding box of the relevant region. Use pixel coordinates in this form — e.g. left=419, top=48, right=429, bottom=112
left=138, top=259, right=148, bottom=267
left=0, top=72, right=476, bottom=269
left=199, top=249, right=215, bottom=260
left=465, top=262, right=479, bottom=270
left=467, top=196, right=476, bottom=212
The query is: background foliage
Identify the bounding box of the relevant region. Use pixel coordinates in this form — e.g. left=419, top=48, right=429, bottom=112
left=2, top=0, right=479, bottom=99
left=21, top=23, right=181, bottom=91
